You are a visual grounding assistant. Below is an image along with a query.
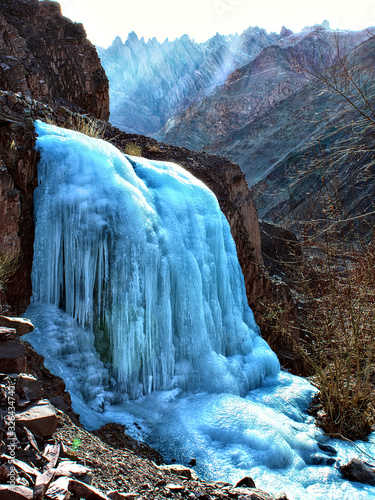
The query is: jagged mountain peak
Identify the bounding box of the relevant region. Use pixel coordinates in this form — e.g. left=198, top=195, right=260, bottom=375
left=99, top=26, right=280, bottom=135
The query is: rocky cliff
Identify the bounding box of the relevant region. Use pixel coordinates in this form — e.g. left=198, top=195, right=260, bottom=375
left=0, top=0, right=109, bottom=120
left=0, top=91, right=106, bottom=313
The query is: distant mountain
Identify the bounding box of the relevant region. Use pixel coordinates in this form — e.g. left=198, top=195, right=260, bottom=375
left=157, top=26, right=373, bottom=186
left=97, top=27, right=281, bottom=135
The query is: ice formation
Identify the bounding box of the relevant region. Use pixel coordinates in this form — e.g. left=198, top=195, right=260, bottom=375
left=26, top=122, right=375, bottom=500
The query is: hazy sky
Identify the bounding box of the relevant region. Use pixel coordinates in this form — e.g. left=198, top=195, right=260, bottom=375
left=55, top=0, right=375, bottom=47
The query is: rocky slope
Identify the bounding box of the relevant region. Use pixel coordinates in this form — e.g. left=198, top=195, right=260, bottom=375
left=251, top=34, right=375, bottom=234
left=0, top=0, right=109, bottom=120
left=97, top=27, right=280, bottom=135
left=157, top=26, right=373, bottom=186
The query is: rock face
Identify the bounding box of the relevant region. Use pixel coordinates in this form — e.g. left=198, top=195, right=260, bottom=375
left=0, top=0, right=109, bottom=120
left=98, top=28, right=280, bottom=135
left=251, top=35, right=375, bottom=234
left=158, top=43, right=308, bottom=153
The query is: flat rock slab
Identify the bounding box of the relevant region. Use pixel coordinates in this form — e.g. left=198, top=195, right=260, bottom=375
left=45, top=477, right=71, bottom=500
left=159, top=463, right=198, bottom=480
left=68, top=479, right=109, bottom=499
left=55, top=460, right=91, bottom=477
left=16, top=400, right=58, bottom=437
left=107, top=492, right=137, bottom=500
left=0, top=339, right=27, bottom=373
left=0, top=316, right=34, bottom=336
left=0, top=484, right=34, bottom=499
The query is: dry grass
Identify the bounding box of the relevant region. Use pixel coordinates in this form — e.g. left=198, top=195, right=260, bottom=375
left=44, top=115, right=106, bottom=138
left=302, top=240, right=375, bottom=439
left=124, top=142, right=142, bottom=157
left=271, top=233, right=375, bottom=440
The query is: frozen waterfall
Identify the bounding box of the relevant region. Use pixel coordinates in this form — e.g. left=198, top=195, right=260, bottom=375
left=29, top=121, right=278, bottom=401
left=26, top=122, right=375, bottom=500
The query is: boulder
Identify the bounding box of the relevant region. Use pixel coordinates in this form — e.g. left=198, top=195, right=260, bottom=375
left=16, top=400, right=58, bottom=437
left=0, top=316, right=34, bottom=336
left=0, top=339, right=27, bottom=373
left=235, top=476, right=256, bottom=488
left=340, top=458, right=375, bottom=485
left=15, top=373, right=43, bottom=401
left=0, top=484, right=34, bottom=499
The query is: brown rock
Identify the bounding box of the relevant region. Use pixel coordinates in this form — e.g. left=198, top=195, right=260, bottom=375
left=0, top=317, right=34, bottom=336
left=16, top=400, right=58, bottom=437
left=0, top=339, right=27, bottom=373
left=340, top=458, right=375, bottom=485
left=0, top=462, right=17, bottom=480
left=55, top=461, right=91, bottom=478
left=159, top=463, right=198, bottom=480
left=67, top=479, right=109, bottom=500
left=15, top=373, right=43, bottom=401
left=45, top=477, right=71, bottom=500
left=43, top=443, right=61, bottom=469
left=235, top=476, right=256, bottom=488
left=166, top=483, right=185, bottom=491
left=33, top=468, right=56, bottom=500
left=22, top=426, right=40, bottom=453
left=107, top=492, right=137, bottom=500
left=0, top=326, right=17, bottom=341
left=0, top=484, right=33, bottom=499
left=0, top=1, right=109, bottom=120
left=1, top=454, right=41, bottom=478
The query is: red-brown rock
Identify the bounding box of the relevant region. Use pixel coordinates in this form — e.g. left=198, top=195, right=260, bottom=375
left=0, top=0, right=109, bottom=120
left=0, top=316, right=34, bottom=336
left=0, top=484, right=33, bottom=499
left=0, top=339, right=27, bottom=373
left=0, top=326, right=17, bottom=341
left=67, top=479, right=109, bottom=500
left=33, top=468, right=57, bottom=500
left=15, top=400, right=58, bottom=437
left=45, top=477, right=71, bottom=500
left=15, top=373, right=43, bottom=401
